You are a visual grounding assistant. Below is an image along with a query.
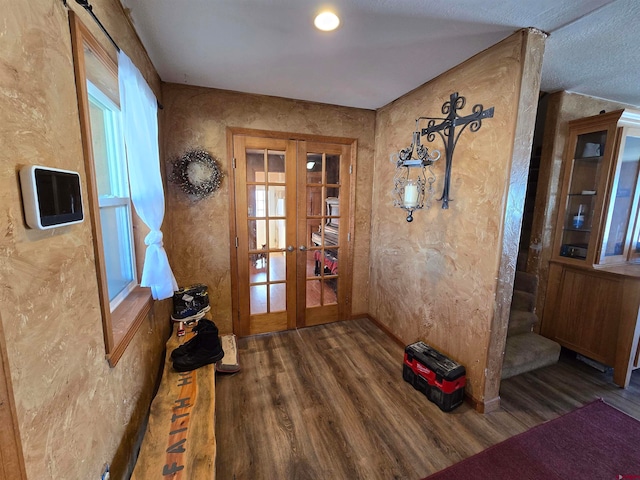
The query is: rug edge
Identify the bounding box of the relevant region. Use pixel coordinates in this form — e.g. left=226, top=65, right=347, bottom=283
left=419, top=399, right=608, bottom=480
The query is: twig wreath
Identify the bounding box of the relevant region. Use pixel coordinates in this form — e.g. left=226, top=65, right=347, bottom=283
left=170, top=148, right=223, bottom=200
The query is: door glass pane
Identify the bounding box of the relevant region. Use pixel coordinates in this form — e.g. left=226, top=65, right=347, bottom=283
left=326, top=196, right=340, bottom=225
left=323, top=279, right=338, bottom=305
left=247, top=185, right=266, bottom=218
left=327, top=186, right=340, bottom=201
left=249, top=219, right=266, bottom=251
left=308, top=219, right=323, bottom=247
left=306, top=277, right=337, bottom=307
left=268, top=219, right=286, bottom=249
left=250, top=285, right=267, bottom=314
left=270, top=283, right=286, bottom=312
left=246, top=149, right=265, bottom=182
left=306, top=250, right=318, bottom=277
left=306, top=279, right=321, bottom=307
left=318, top=249, right=338, bottom=276
left=604, top=135, right=640, bottom=256
left=324, top=224, right=339, bottom=249
left=307, top=186, right=323, bottom=216
left=268, top=185, right=286, bottom=217
left=268, top=150, right=285, bottom=173
left=269, top=252, right=286, bottom=281
left=309, top=221, right=339, bottom=249
left=250, top=252, right=267, bottom=283
left=326, top=154, right=340, bottom=185
left=307, top=153, right=322, bottom=184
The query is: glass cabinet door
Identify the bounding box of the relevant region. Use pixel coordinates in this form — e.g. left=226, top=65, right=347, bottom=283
left=558, top=130, right=607, bottom=260
left=553, top=110, right=640, bottom=267
left=612, top=129, right=640, bottom=263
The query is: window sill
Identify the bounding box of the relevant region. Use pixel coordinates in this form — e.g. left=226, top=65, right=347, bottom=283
left=107, top=286, right=153, bottom=367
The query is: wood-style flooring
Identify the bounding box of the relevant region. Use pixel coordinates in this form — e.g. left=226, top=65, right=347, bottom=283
left=215, top=318, right=640, bottom=480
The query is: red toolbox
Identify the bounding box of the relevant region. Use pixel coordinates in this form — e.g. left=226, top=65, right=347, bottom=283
left=403, top=341, right=466, bottom=412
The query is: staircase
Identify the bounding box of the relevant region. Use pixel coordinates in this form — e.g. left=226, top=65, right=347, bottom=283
left=501, top=270, right=561, bottom=379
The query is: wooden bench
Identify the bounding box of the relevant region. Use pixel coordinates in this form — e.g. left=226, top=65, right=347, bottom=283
left=132, top=323, right=216, bottom=479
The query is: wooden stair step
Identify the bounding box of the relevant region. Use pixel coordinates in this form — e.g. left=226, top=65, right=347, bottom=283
left=501, top=332, right=561, bottom=379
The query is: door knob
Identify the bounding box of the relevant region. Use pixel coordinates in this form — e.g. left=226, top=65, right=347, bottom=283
left=299, top=245, right=307, bottom=251
left=286, top=245, right=295, bottom=252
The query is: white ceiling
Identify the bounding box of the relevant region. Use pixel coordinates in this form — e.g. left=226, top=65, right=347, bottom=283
left=120, top=0, right=640, bottom=110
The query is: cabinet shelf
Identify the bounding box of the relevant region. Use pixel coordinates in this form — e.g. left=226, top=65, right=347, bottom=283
left=563, top=227, right=592, bottom=233
left=574, top=156, right=603, bottom=162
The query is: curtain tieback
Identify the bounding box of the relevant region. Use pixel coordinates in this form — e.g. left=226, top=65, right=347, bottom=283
left=145, top=230, right=163, bottom=247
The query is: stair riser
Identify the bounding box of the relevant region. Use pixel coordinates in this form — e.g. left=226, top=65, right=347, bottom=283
left=508, top=323, right=534, bottom=337
left=512, top=291, right=535, bottom=312
left=514, top=272, right=538, bottom=296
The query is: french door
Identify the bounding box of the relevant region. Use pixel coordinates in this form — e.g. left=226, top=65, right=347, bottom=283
left=232, top=133, right=353, bottom=336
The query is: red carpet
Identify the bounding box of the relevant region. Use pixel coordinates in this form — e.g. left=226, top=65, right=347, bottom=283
left=423, top=400, right=640, bottom=480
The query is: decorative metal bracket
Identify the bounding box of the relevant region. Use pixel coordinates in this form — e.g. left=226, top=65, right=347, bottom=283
left=420, top=92, right=494, bottom=209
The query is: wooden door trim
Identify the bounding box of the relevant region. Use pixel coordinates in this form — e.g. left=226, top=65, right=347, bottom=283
left=232, top=135, right=250, bottom=335
left=345, top=140, right=357, bottom=321
left=226, top=129, right=240, bottom=334
left=284, top=141, right=299, bottom=331
left=0, top=313, right=28, bottom=480
left=295, top=141, right=306, bottom=326
left=228, top=127, right=356, bottom=146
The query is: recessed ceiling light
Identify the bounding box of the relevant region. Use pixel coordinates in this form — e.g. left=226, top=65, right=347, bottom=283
left=314, top=11, right=340, bottom=32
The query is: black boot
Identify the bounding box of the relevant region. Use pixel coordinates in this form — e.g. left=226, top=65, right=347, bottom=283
left=171, top=319, right=217, bottom=360
left=172, top=320, right=224, bottom=372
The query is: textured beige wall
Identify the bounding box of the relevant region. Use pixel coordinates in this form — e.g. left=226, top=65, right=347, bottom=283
left=0, top=1, right=170, bottom=479
left=162, top=85, right=376, bottom=334
left=530, top=91, right=635, bottom=327
left=369, top=31, right=541, bottom=404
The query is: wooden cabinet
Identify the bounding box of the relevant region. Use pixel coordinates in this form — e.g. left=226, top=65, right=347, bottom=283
left=552, top=110, right=640, bottom=265
left=542, top=109, right=640, bottom=387
left=541, top=262, right=640, bottom=387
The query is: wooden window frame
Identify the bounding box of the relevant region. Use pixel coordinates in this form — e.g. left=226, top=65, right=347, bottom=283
left=69, top=11, right=152, bottom=367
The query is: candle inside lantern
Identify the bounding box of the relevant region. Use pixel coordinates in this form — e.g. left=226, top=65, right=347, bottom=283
left=403, top=182, right=419, bottom=208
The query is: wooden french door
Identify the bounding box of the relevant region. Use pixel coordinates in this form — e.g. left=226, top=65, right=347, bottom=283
left=232, top=133, right=353, bottom=336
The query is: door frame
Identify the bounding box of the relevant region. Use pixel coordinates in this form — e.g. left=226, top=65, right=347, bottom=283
left=227, top=127, right=357, bottom=336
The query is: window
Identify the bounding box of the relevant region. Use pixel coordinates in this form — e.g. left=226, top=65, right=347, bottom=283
left=87, top=82, right=137, bottom=309
left=70, top=12, right=152, bottom=366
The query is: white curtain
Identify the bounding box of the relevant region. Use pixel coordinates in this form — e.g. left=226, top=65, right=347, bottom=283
left=118, top=50, right=178, bottom=300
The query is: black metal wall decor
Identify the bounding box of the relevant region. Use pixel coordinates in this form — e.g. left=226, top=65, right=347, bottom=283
left=420, top=92, right=494, bottom=209
left=390, top=126, right=441, bottom=222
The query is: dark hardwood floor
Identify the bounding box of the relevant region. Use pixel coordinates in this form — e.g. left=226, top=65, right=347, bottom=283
left=215, top=318, right=640, bottom=480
